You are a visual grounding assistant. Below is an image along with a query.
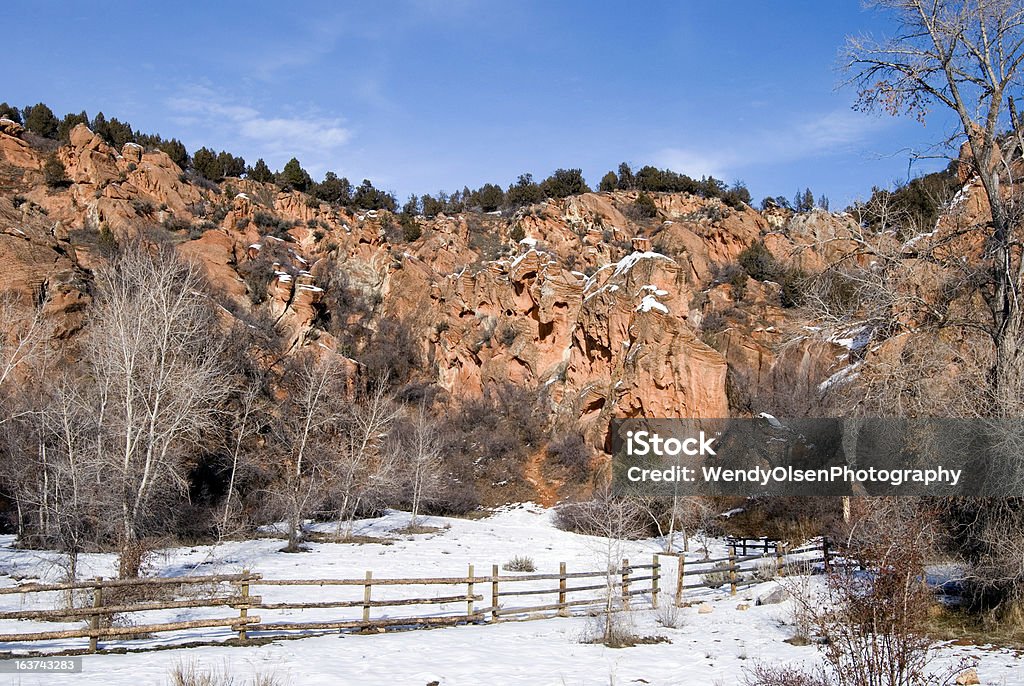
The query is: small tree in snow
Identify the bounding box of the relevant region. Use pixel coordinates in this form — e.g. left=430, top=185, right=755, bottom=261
left=397, top=400, right=443, bottom=529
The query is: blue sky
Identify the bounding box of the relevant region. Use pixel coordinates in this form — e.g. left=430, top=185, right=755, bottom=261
left=7, top=1, right=962, bottom=208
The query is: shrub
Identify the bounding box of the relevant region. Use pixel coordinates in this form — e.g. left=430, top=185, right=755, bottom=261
left=497, top=324, right=517, bottom=346
left=97, top=223, right=119, bottom=257
left=546, top=432, right=590, bottom=478
left=738, top=240, right=780, bottom=281
left=166, top=661, right=282, bottom=686
left=778, top=268, right=807, bottom=308
left=702, top=562, right=731, bottom=589
left=43, top=156, right=68, bottom=188
left=132, top=198, right=155, bottom=216
left=627, top=192, right=658, bottom=219
left=655, top=596, right=684, bottom=628
left=502, top=555, right=536, bottom=572
left=400, top=214, right=422, bottom=242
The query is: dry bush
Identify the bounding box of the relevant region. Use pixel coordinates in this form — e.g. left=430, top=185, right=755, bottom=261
left=502, top=555, right=536, bottom=572
left=744, top=663, right=828, bottom=686
left=167, top=661, right=283, bottom=686
left=754, top=499, right=974, bottom=686
left=654, top=595, right=684, bottom=629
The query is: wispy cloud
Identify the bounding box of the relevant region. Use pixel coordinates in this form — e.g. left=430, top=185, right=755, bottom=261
left=167, top=86, right=352, bottom=175
left=650, top=108, right=890, bottom=181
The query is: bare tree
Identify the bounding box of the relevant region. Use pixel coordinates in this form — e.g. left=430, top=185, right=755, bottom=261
left=86, top=246, right=229, bottom=576
left=219, top=376, right=267, bottom=539
left=560, top=483, right=650, bottom=646
left=329, top=375, right=400, bottom=539
left=842, top=1, right=1024, bottom=617
left=397, top=400, right=443, bottom=530
left=272, top=353, right=347, bottom=552
left=844, top=0, right=1024, bottom=413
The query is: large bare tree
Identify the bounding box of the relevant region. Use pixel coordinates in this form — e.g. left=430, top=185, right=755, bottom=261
left=87, top=246, right=228, bottom=576
left=843, top=0, right=1024, bottom=618
left=844, top=0, right=1024, bottom=413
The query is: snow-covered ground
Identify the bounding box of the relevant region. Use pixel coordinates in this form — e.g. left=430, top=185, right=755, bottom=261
left=0, top=505, right=1020, bottom=685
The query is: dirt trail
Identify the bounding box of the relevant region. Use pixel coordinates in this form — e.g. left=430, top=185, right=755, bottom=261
left=523, top=450, right=562, bottom=507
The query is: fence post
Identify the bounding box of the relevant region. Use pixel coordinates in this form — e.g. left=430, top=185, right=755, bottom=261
left=777, top=543, right=786, bottom=579
left=675, top=553, right=685, bottom=607
left=362, top=571, right=372, bottom=623
left=467, top=564, right=475, bottom=620
left=491, top=564, right=499, bottom=622
left=558, top=562, right=568, bottom=617
left=237, top=569, right=250, bottom=641
left=621, top=558, right=630, bottom=610
left=89, top=577, right=103, bottom=653
left=728, top=546, right=737, bottom=596
left=822, top=537, right=831, bottom=572
left=651, top=554, right=660, bottom=609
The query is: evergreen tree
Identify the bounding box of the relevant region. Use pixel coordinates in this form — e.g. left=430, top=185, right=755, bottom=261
left=817, top=194, right=830, bottom=211
left=23, top=103, right=58, bottom=138
left=616, top=162, right=635, bottom=190
left=57, top=111, right=89, bottom=143
left=506, top=173, right=544, bottom=207
left=421, top=193, right=444, bottom=217
left=0, top=103, right=20, bottom=123
left=278, top=157, right=312, bottom=192
left=91, top=112, right=110, bottom=142
left=402, top=194, right=421, bottom=216
left=352, top=179, right=396, bottom=211
left=599, top=171, right=618, bottom=192
left=192, top=147, right=222, bottom=181
left=802, top=188, right=815, bottom=212
left=247, top=158, right=274, bottom=183
left=313, top=171, right=353, bottom=203
left=540, top=168, right=590, bottom=199
left=157, top=139, right=189, bottom=169
left=217, top=151, right=246, bottom=178
left=474, top=183, right=505, bottom=211
left=103, top=117, right=135, bottom=148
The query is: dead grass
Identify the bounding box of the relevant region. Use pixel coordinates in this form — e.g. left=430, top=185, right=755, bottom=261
left=923, top=604, right=1024, bottom=649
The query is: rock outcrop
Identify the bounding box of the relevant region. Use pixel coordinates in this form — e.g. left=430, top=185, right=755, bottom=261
left=0, top=122, right=884, bottom=501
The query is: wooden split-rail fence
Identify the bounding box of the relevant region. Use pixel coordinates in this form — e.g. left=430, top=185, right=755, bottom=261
left=0, top=538, right=828, bottom=656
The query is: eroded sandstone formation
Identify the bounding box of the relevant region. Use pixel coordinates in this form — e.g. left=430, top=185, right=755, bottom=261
left=0, top=121, right=886, bottom=501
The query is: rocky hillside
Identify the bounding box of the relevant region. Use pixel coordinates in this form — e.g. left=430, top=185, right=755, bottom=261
left=0, top=117, right=931, bottom=503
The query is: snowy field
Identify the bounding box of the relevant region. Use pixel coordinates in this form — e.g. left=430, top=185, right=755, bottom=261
left=0, top=505, right=1020, bottom=685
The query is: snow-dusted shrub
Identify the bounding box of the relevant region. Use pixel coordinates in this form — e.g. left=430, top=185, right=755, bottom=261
left=654, top=596, right=684, bottom=629
left=167, top=661, right=282, bottom=686
left=502, top=555, right=536, bottom=572
left=702, top=562, right=731, bottom=589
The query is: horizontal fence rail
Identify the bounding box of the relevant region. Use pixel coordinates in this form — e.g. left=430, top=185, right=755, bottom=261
left=0, top=538, right=827, bottom=656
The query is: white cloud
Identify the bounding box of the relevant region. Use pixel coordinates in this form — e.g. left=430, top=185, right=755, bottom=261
left=649, top=108, right=891, bottom=181
left=167, top=87, right=352, bottom=176
left=650, top=148, right=734, bottom=181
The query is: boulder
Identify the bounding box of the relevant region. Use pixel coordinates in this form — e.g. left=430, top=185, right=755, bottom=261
left=756, top=586, right=791, bottom=606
